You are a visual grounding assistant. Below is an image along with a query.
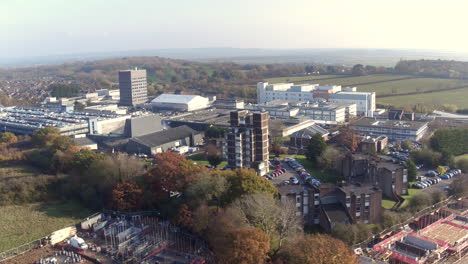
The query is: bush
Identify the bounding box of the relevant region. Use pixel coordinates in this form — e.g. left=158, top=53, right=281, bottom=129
left=456, top=159, right=468, bottom=173
left=411, top=149, right=441, bottom=168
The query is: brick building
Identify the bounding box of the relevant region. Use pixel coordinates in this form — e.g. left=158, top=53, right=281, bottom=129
left=340, top=153, right=408, bottom=199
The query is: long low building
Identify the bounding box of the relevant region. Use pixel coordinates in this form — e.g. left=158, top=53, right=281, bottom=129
left=151, top=94, right=209, bottom=111
left=126, top=125, right=204, bottom=155
left=350, top=118, right=429, bottom=141
left=0, top=106, right=131, bottom=136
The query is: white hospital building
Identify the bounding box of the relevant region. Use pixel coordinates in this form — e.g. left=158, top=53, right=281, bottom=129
left=257, top=82, right=375, bottom=117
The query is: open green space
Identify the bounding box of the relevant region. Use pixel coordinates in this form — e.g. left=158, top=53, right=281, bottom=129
left=265, top=75, right=342, bottom=84
left=382, top=198, right=397, bottom=209
left=455, top=154, right=468, bottom=163
left=0, top=163, right=43, bottom=179
left=0, top=201, right=93, bottom=252
left=187, top=153, right=227, bottom=168
left=294, top=155, right=342, bottom=183
left=399, top=188, right=424, bottom=209
left=378, top=88, right=468, bottom=108
left=267, top=74, right=468, bottom=108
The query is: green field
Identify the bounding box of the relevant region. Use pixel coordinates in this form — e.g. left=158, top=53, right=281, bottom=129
left=454, top=154, right=468, bottom=163
left=378, top=88, right=468, bottom=108
left=0, top=202, right=93, bottom=252
left=187, top=153, right=227, bottom=168
left=382, top=198, right=397, bottom=209
left=266, top=74, right=468, bottom=108
left=265, top=75, right=342, bottom=84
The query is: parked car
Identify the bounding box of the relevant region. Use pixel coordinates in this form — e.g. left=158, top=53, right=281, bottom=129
left=283, top=180, right=290, bottom=185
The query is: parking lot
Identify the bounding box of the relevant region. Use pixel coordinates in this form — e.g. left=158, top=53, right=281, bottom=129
left=412, top=169, right=463, bottom=193
left=270, top=160, right=300, bottom=186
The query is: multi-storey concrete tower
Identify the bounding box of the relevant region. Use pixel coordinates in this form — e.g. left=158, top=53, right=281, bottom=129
left=225, top=110, right=269, bottom=175
left=119, top=69, right=148, bottom=106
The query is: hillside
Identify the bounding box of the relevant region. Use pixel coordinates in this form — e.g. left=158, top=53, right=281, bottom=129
left=0, top=57, right=313, bottom=104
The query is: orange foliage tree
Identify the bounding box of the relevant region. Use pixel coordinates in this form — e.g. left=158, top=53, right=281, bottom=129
left=212, top=227, right=270, bottom=264
left=274, top=234, right=358, bottom=264
left=175, top=204, right=193, bottom=230
left=336, top=127, right=360, bottom=152
left=111, top=181, right=144, bottom=211
left=144, top=152, right=206, bottom=206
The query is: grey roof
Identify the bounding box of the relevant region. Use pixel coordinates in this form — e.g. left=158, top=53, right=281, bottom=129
left=290, top=125, right=329, bottom=139
left=73, top=137, right=96, bottom=146
left=130, top=125, right=199, bottom=148
left=352, top=118, right=428, bottom=130
left=124, top=115, right=163, bottom=138
left=151, top=94, right=205, bottom=104
left=322, top=203, right=351, bottom=225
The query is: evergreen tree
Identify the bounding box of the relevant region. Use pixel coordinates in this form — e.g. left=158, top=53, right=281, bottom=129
left=306, top=134, right=327, bottom=163
left=407, top=160, right=417, bottom=182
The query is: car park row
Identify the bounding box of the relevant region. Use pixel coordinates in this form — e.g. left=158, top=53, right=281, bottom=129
left=283, top=157, right=322, bottom=188
left=412, top=169, right=462, bottom=189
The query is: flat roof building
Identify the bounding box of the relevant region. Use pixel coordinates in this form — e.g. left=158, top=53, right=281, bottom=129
left=151, top=94, right=209, bottom=112
left=351, top=118, right=429, bottom=141
left=329, top=91, right=376, bottom=117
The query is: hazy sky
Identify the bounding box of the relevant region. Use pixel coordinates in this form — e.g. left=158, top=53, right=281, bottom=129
left=2, top=0, right=468, bottom=57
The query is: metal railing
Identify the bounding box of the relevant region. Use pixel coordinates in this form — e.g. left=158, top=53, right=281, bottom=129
left=0, top=211, right=102, bottom=262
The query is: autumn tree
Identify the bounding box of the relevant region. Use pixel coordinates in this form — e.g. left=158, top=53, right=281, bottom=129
left=318, top=146, right=343, bottom=171
left=175, top=204, right=194, bottom=230
left=144, top=152, right=205, bottom=207
left=335, top=127, right=360, bottom=152
left=110, top=181, right=144, bottom=211
left=206, top=144, right=224, bottom=168
left=223, top=169, right=278, bottom=204
left=274, top=234, right=358, bottom=264
left=185, top=171, right=229, bottom=206
left=305, top=133, right=327, bottom=163
left=70, top=148, right=106, bottom=173
left=0, top=132, right=17, bottom=144
left=49, top=135, right=77, bottom=152
left=91, top=153, right=146, bottom=182
left=232, top=194, right=301, bottom=253
left=31, top=127, right=60, bottom=147
left=212, top=227, right=270, bottom=264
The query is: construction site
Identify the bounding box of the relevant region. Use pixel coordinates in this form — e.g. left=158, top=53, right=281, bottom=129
left=1, top=212, right=212, bottom=264
left=367, top=197, right=468, bottom=264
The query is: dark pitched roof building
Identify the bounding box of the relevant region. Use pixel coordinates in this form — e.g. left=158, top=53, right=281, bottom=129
left=126, top=125, right=203, bottom=155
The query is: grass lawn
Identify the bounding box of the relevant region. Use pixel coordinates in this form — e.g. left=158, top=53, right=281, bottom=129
left=187, top=153, right=227, bottom=168
left=294, top=155, right=342, bottom=183
left=0, top=201, right=93, bottom=252
left=399, top=188, right=423, bottom=209
left=265, top=75, right=342, bottom=83
left=455, top=154, right=468, bottom=163
left=379, top=87, right=468, bottom=108
left=382, top=198, right=397, bottom=209
left=266, top=74, right=468, bottom=108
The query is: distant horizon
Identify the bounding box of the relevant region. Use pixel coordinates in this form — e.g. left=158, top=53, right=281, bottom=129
left=2, top=47, right=468, bottom=68
left=3, top=0, right=468, bottom=59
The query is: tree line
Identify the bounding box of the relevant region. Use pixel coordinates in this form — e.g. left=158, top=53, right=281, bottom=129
left=0, top=127, right=358, bottom=264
